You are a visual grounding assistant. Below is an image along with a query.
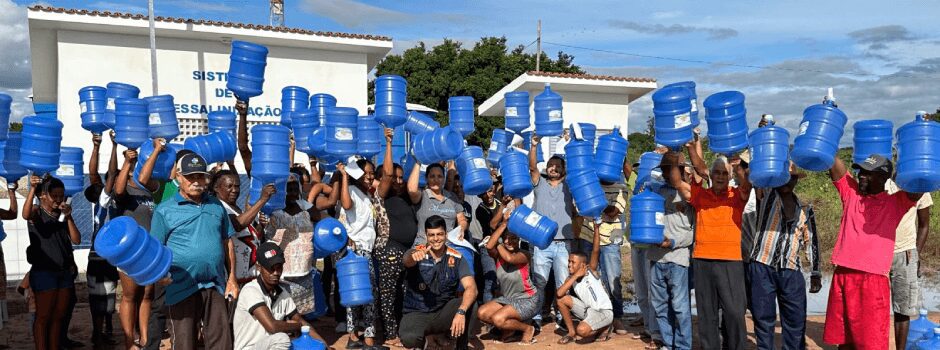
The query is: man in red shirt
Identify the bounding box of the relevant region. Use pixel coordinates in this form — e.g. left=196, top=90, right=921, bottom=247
left=823, top=154, right=922, bottom=349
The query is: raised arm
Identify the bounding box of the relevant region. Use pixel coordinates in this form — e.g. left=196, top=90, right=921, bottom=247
left=686, top=137, right=709, bottom=183
left=288, top=135, right=296, bottom=166
left=104, top=131, right=119, bottom=194
left=665, top=158, right=692, bottom=202
left=588, top=219, right=600, bottom=272
left=88, top=134, right=103, bottom=187
left=0, top=184, right=17, bottom=220
left=22, top=176, right=41, bottom=220
left=376, top=128, right=395, bottom=199
left=406, top=160, right=422, bottom=204
left=136, top=138, right=166, bottom=192
left=231, top=184, right=274, bottom=231
left=529, top=135, right=541, bottom=185
left=829, top=157, right=848, bottom=182
left=337, top=164, right=352, bottom=211
left=236, top=101, right=252, bottom=177
left=444, top=160, right=457, bottom=193
left=114, top=150, right=138, bottom=197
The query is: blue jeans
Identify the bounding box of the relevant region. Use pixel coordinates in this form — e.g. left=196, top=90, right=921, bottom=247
left=479, top=251, right=498, bottom=302
left=579, top=240, right=624, bottom=318
left=633, top=247, right=661, bottom=340
left=747, top=262, right=807, bottom=350
left=532, top=241, right=570, bottom=322
left=650, top=262, right=692, bottom=350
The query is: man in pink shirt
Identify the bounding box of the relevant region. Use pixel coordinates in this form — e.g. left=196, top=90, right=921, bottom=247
left=823, top=154, right=922, bottom=349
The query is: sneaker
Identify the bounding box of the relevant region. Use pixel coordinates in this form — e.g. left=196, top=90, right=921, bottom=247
left=554, top=317, right=567, bottom=333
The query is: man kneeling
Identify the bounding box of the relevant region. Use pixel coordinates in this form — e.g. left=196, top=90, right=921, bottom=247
left=557, top=219, right=613, bottom=344
left=233, top=242, right=324, bottom=350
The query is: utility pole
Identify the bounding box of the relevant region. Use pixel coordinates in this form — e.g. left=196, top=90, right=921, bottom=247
left=535, top=19, right=541, bottom=72
left=148, top=0, right=158, bottom=94
left=270, top=0, right=285, bottom=27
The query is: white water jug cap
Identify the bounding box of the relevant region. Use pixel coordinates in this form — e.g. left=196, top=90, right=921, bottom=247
left=301, top=325, right=310, bottom=333
left=921, top=309, right=929, bottom=316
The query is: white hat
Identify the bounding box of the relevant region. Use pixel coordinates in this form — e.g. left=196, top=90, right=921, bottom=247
left=345, top=156, right=364, bottom=180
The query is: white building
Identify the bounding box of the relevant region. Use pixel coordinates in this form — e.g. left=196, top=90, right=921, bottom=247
left=478, top=71, right=656, bottom=153
left=4, top=5, right=392, bottom=280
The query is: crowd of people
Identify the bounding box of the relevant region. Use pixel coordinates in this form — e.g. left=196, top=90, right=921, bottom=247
left=2, top=108, right=934, bottom=350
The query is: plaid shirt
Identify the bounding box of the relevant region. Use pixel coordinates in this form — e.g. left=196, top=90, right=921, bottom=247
left=748, top=189, right=821, bottom=275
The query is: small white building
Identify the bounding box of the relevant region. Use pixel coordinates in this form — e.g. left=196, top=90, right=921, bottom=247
left=7, top=5, right=392, bottom=281
left=478, top=71, right=656, bottom=153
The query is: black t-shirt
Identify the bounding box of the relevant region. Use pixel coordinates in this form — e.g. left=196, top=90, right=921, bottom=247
left=27, top=208, right=75, bottom=272
left=475, top=204, right=495, bottom=238
left=386, top=195, right=418, bottom=249
left=114, top=182, right=155, bottom=231
left=83, top=183, right=119, bottom=280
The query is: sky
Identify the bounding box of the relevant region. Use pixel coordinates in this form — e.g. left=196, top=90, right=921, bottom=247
left=3, top=0, right=939, bottom=140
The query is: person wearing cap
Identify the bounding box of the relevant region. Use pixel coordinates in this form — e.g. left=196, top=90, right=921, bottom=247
left=400, top=215, right=478, bottom=350
left=747, top=162, right=822, bottom=349
left=685, top=133, right=752, bottom=350
left=527, top=135, right=577, bottom=328
left=149, top=153, right=238, bottom=350
left=823, top=154, right=924, bottom=348
left=643, top=150, right=695, bottom=350
left=233, top=242, right=325, bottom=350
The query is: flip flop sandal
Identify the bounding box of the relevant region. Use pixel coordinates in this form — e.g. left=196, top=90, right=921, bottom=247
left=557, top=335, right=575, bottom=345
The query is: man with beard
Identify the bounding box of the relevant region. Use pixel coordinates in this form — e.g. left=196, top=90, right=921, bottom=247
left=150, top=153, right=238, bottom=350
left=823, top=154, right=924, bottom=349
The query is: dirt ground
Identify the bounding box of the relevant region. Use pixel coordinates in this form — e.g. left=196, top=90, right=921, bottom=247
left=0, top=284, right=923, bottom=350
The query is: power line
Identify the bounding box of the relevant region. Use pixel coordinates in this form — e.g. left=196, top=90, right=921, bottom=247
left=542, top=41, right=917, bottom=79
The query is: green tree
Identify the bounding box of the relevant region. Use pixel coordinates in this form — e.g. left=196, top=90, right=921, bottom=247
left=371, top=37, right=584, bottom=148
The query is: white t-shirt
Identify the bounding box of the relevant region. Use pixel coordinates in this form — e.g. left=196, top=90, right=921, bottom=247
left=573, top=270, right=612, bottom=311
left=886, top=180, right=933, bottom=253
left=233, top=280, right=297, bottom=350
left=339, top=186, right=376, bottom=252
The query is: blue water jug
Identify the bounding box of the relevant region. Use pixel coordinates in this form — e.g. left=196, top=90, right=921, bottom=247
left=412, top=126, right=463, bottom=164
left=306, top=270, right=328, bottom=320
left=487, top=129, right=513, bottom=167
left=337, top=251, right=374, bottom=307
left=56, top=147, right=84, bottom=197
left=0, top=94, right=9, bottom=137
left=33, top=103, right=56, bottom=119
left=521, top=131, right=544, bottom=163
left=404, top=111, right=439, bottom=135
left=310, top=93, right=338, bottom=126
left=135, top=142, right=181, bottom=182
left=357, top=116, right=383, bottom=158
left=291, top=109, right=319, bottom=155
left=105, top=82, right=140, bottom=129
left=207, top=111, right=237, bottom=138
left=250, top=124, right=292, bottom=184
left=853, top=119, right=894, bottom=165
left=504, top=91, right=530, bottom=133
left=19, top=115, right=63, bottom=174
left=455, top=146, right=492, bottom=196
left=566, top=169, right=607, bottom=218
left=281, top=86, right=310, bottom=128
left=144, top=95, right=180, bottom=140
left=578, top=123, right=597, bottom=146
left=78, top=86, right=109, bottom=135
left=324, top=107, right=359, bottom=160
left=308, top=127, right=327, bottom=157
left=703, top=91, right=749, bottom=155
left=895, top=113, right=940, bottom=193
left=183, top=131, right=237, bottom=164
left=449, top=243, right=475, bottom=293
left=791, top=99, right=847, bottom=171
left=564, top=139, right=594, bottom=173
left=637, top=152, right=663, bottom=187
left=916, top=328, right=940, bottom=350
left=314, top=218, right=348, bottom=258
left=595, top=128, right=629, bottom=183
left=401, top=154, right=426, bottom=188
left=499, top=150, right=533, bottom=198
left=374, top=75, right=408, bottom=128
left=114, top=98, right=149, bottom=149
left=653, top=86, right=694, bottom=149
left=448, top=96, right=475, bottom=137
left=226, top=40, right=268, bottom=100
left=748, top=126, right=791, bottom=188
left=507, top=204, right=557, bottom=249
left=534, top=84, right=563, bottom=136
left=291, top=326, right=326, bottom=350
left=909, top=310, right=938, bottom=349
left=0, top=132, right=28, bottom=182
left=94, top=216, right=172, bottom=285
left=249, top=175, right=287, bottom=215
left=662, top=81, right=699, bottom=127
left=630, top=190, right=666, bottom=244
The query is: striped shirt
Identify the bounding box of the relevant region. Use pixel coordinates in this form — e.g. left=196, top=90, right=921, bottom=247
left=748, top=189, right=820, bottom=274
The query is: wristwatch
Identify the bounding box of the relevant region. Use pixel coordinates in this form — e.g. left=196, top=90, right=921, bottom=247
left=456, top=308, right=466, bottom=316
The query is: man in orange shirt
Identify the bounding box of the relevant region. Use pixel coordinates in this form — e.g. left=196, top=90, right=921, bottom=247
left=683, top=135, right=752, bottom=350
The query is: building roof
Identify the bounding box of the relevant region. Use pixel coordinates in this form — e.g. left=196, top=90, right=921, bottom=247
left=478, top=71, right=658, bottom=117
left=28, top=5, right=392, bottom=42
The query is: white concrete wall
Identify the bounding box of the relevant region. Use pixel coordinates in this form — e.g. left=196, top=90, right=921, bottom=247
left=519, top=88, right=631, bottom=137
left=54, top=29, right=370, bottom=172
